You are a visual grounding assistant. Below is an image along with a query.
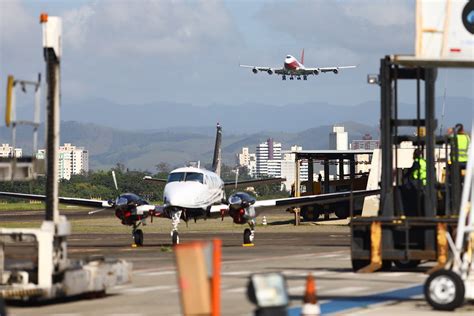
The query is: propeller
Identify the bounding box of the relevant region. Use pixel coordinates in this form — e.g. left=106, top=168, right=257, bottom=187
left=112, top=170, right=119, bottom=192
left=88, top=208, right=108, bottom=215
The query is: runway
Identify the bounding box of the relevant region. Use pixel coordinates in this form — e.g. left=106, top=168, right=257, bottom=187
left=3, top=214, right=474, bottom=315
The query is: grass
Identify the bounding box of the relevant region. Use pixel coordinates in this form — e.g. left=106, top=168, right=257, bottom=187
left=0, top=202, right=91, bottom=212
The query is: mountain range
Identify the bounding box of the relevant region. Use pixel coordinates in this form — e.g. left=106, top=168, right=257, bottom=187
left=6, top=97, right=472, bottom=171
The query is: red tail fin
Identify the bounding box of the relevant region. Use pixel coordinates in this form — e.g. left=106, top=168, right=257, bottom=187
left=301, top=48, right=305, bottom=65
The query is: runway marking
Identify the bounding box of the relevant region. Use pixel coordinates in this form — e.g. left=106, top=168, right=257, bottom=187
left=323, top=286, right=368, bottom=295
left=222, top=271, right=251, bottom=276
left=287, top=284, right=423, bottom=315
left=121, top=285, right=176, bottom=294
left=135, top=270, right=176, bottom=277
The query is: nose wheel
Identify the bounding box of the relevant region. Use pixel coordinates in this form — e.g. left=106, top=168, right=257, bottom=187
left=282, top=75, right=286, bottom=80
left=133, top=229, right=144, bottom=247
left=172, top=230, right=180, bottom=245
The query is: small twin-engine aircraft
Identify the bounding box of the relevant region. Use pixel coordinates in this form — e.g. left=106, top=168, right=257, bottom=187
left=0, top=124, right=377, bottom=247
left=240, top=49, right=356, bottom=80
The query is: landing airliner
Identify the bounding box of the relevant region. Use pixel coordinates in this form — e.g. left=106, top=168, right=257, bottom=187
left=240, top=49, right=356, bottom=80
left=0, top=124, right=377, bottom=246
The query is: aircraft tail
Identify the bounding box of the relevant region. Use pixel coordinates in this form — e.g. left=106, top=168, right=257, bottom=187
left=211, top=123, right=222, bottom=177
left=301, top=48, right=305, bottom=65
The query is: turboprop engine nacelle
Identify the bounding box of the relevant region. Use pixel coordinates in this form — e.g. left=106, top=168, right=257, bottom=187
left=313, top=69, right=320, bottom=75
left=267, top=69, right=273, bottom=75
left=228, top=192, right=256, bottom=224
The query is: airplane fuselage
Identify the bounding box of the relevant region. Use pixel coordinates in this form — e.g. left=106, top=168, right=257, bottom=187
left=163, top=167, right=225, bottom=214
left=284, top=55, right=304, bottom=72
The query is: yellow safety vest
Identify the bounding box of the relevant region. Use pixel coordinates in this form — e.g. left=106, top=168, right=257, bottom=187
left=412, top=158, right=427, bottom=186
left=456, top=134, right=470, bottom=163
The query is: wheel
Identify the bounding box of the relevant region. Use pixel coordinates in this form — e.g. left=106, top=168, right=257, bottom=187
left=301, top=207, right=316, bottom=221
left=351, top=259, right=370, bottom=272
left=424, top=269, right=465, bottom=311
left=172, top=230, right=180, bottom=245
left=133, top=229, right=144, bottom=246
left=243, top=228, right=252, bottom=244
left=381, top=260, right=392, bottom=271
left=335, top=208, right=348, bottom=219
left=394, top=260, right=420, bottom=269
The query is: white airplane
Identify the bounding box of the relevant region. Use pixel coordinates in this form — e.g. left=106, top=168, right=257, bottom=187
left=0, top=124, right=378, bottom=246
left=240, top=49, right=356, bottom=80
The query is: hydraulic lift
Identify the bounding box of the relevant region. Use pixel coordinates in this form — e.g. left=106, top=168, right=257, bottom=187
left=351, top=55, right=471, bottom=272
left=0, top=14, right=131, bottom=303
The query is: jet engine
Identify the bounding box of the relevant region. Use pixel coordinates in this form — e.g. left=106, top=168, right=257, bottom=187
left=333, top=69, right=339, bottom=74
left=267, top=69, right=273, bottom=75
left=313, top=69, right=320, bottom=75
left=252, top=68, right=258, bottom=74
left=227, top=192, right=256, bottom=224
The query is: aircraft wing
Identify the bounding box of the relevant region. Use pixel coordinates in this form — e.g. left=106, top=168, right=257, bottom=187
left=224, top=177, right=285, bottom=189
left=253, top=189, right=379, bottom=213
left=143, top=176, right=168, bottom=184
left=0, top=191, right=111, bottom=208
left=239, top=64, right=284, bottom=74
left=304, top=65, right=357, bottom=74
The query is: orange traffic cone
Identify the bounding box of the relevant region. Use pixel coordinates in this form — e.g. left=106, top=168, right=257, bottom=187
left=301, top=273, right=320, bottom=316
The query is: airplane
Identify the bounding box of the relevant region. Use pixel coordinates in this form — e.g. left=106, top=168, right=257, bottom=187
left=240, top=49, right=356, bottom=80
left=0, top=123, right=378, bottom=247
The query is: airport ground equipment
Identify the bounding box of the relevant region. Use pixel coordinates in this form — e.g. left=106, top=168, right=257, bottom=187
left=424, top=127, right=473, bottom=311
left=290, top=150, right=373, bottom=220
left=0, top=13, right=131, bottom=302
left=351, top=51, right=473, bottom=272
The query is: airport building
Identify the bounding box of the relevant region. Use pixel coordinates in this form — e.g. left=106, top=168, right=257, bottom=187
left=351, top=134, right=380, bottom=150
left=329, top=125, right=348, bottom=178
left=256, top=138, right=281, bottom=177
left=0, top=144, right=22, bottom=158
left=280, top=145, right=308, bottom=191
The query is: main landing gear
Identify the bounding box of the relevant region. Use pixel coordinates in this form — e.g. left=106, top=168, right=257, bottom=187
left=243, top=219, right=255, bottom=246
left=282, top=75, right=286, bottom=80
left=132, top=223, right=144, bottom=247
left=303, top=75, right=307, bottom=80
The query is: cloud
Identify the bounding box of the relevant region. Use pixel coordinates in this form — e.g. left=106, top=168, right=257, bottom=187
left=255, top=0, right=414, bottom=62
left=63, top=0, right=239, bottom=58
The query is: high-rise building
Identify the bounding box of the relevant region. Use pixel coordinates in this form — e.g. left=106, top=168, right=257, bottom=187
left=0, top=144, right=22, bottom=158
left=329, top=125, right=348, bottom=178
left=256, top=138, right=281, bottom=177
left=237, top=147, right=257, bottom=177
left=37, top=143, right=89, bottom=180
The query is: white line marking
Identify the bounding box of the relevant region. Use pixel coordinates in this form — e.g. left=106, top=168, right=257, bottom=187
left=323, top=286, right=368, bottom=295
left=222, top=271, right=251, bottom=276
left=121, top=285, right=176, bottom=294
left=135, top=270, right=176, bottom=277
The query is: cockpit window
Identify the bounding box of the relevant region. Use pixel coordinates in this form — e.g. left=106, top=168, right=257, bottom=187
left=168, top=172, right=185, bottom=183
left=185, top=172, right=204, bottom=183
left=286, top=55, right=291, bottom=58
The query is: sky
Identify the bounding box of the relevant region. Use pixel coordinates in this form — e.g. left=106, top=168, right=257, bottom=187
left=0, top=0, right=473, bottom=111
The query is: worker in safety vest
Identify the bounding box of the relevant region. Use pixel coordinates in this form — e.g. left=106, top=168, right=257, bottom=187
left=453, top=123, right=470, bottom=166
left=410, top=148, right=427, bottom=186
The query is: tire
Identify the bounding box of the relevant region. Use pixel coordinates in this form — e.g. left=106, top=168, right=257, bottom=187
left=352, top=259, right=370, bottom=272
left=381, top=260, right=392, bottom=271
left=0, top=297, right=6, bottom=316
left=301, top=207, right=315, bottom=221
left=243, top=228, right=252, bottom=244
left=424, top=269, right=465, bottom=311
left=133, top=229, right=144, bottom=246
left=394, top=260, right=420, bottom=269
left=335, top=208, right=348, bottom=219
left=172, top=231, right=179, bottom=245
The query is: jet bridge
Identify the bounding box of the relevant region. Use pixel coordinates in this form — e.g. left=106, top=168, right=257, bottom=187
left=0, top=13, right=131, bottom=303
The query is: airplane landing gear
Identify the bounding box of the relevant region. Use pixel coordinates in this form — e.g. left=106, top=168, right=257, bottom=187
left=290, top=76, right=294, bottom=80
left=297, top=76, right=301, bottom=80
left=133, top=229, right=144, bottom=247
left=303, top=75, right=307, bottom=80
left=170, top=209, right=183, bottom=245
left=243, top=220, right=255, bottom=245
left=282, top=75, right=286, bottom=80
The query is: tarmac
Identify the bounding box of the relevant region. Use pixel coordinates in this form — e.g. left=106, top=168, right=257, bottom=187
left=2, top=213, right=474, bottom=315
